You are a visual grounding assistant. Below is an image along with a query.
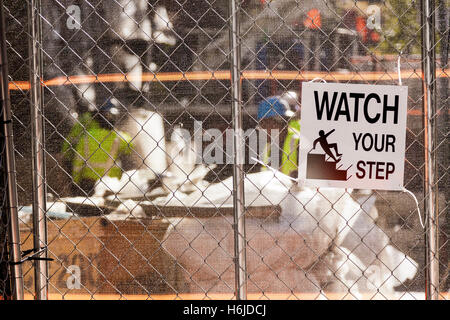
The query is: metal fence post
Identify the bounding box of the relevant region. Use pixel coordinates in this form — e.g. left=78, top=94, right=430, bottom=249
left=28, top=0, right=48, bottom=300
left=0, top=0, right=24, bottom=300
left=229, top=0, right=247, bottom=300
left=421, top=0, right=440, bottom=300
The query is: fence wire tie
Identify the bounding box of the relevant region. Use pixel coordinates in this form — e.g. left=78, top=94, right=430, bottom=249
left=308, top=77, right=327, bottom=83
left=252, top=156, right=425, bottom=229
left=402, top=187, right=425, bottom=229
left=395, top=54, right=423, bottom=229
left=250, top=157, right=298, bottom=182
left=0, top=119, right=12, bottom=124
left=9, top=246, right=54, bottom=265
left=397, top=51, right=403, bottom=86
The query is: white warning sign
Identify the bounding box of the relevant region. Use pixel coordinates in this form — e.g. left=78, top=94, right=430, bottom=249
left=298, top=82, right=408, bottom=191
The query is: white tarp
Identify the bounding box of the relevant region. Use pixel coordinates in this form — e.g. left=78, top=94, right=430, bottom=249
left=161, top=171, right=418, bottom=297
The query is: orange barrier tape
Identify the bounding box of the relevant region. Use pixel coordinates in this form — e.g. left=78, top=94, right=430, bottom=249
left=23, top=291, right=450, bottom=300
left=8, top=69, right=450, bottom=91
left=7, top=69, right=449, bottom=116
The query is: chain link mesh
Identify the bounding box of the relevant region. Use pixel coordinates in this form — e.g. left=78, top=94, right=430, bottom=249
left=0, top=0, right=448, bottom=300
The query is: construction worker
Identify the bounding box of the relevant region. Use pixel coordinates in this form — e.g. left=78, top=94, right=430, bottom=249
left=62, top=100, right=134, bottom=196
left=257, top=91, right=301, bottom=177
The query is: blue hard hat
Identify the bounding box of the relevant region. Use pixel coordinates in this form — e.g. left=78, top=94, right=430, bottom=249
left=257, top=96, right=289, bottom=120
left=99, top=98, right=118, bottom=112
left=99, top=98, right=121, bottom=115
left=97, top=98, right=121, bottom=125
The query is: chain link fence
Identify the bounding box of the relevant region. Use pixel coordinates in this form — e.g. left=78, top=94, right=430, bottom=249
left=0, top=0, right=448, bottom=300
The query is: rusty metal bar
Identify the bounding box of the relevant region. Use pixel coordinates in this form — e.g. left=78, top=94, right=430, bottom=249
left=28, top=0, right=48, bottom=300
left=229, top=0, right=247, bottom=300
left=0, top=0, right=24, bottom=300
left=421, top=0, right=440, bottom=300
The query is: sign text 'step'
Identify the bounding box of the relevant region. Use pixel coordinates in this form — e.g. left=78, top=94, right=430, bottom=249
left=298, top=82, right=408, bottom=191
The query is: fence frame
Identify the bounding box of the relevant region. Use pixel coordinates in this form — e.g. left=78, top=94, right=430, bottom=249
left=0, top=0, right=446, bottom=300
left=0, top=0, right=23, bottom=301
left=27, top=0, right=49, bottom=301
left=421, top=0, right=440, bottom=301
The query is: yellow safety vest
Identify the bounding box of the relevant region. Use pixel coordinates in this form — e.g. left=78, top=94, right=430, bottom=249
left=262, top=119, right=300, bottom=176
left=70, top=127, right=133, bottom=184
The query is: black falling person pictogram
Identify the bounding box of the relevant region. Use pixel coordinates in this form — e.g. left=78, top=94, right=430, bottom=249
left=307, top=129, right=349, bottom=181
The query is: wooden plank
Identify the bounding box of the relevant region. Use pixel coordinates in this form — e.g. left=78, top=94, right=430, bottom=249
left=20, top=217, right=175, bottom=295
left=60, top=196, right=281, bottom=220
